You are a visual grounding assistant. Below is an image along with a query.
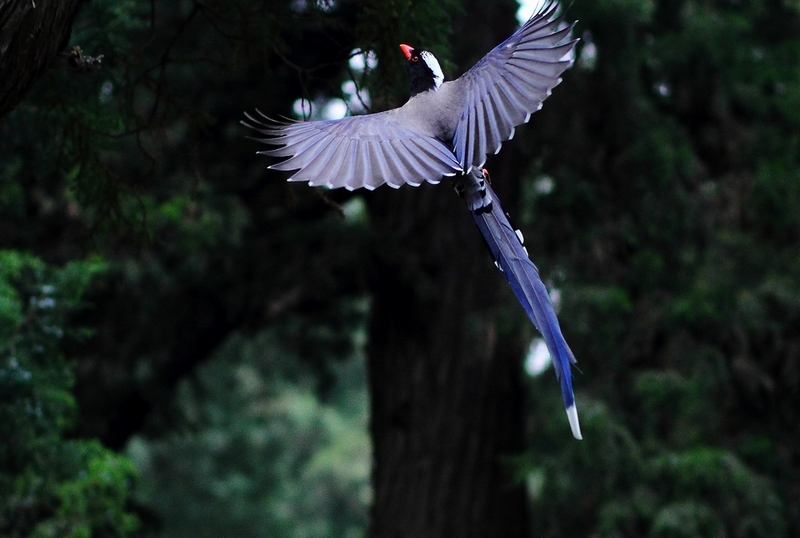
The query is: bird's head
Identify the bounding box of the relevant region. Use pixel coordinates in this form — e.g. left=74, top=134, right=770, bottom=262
left=400, top=44, right=444, bottom=96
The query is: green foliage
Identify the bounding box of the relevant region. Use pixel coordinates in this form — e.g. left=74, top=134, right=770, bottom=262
left=522, top=388, right=785, bottom=538
left=509, top=0, right=800, bottom=535
left=0, top=251, right=138, bottom=537
left=1, top=1, right=152, bottom=242
left=128, top=308, right=371, bottom=538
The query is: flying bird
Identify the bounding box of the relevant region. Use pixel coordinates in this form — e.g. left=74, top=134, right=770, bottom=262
left=244, top=1, right=582, bottom=439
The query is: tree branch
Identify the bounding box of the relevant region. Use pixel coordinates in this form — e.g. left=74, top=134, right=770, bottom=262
left=50, top=45, right=104, bottom=72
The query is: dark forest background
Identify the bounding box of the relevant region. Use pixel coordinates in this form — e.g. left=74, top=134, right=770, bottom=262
left=1, top=0, right=799, bottom=536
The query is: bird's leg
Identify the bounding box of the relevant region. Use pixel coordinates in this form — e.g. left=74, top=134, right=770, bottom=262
left=451, top=169, right=494, bottom=214
left=481, top=167, right=492, bottom=185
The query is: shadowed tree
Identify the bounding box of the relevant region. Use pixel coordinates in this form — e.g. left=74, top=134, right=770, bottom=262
left=0, top=0, right=90, bottom=122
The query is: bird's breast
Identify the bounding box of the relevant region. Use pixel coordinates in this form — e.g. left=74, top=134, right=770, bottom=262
left=398, top=82, right=465, bottom=143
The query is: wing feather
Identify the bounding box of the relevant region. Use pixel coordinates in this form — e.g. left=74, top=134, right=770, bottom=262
left=353, top=140, right=376, bottom=190
left=244, top=111, right=460, bottom=190
left=473, top=99, right=488, bottom=164
left=483, top=95, right=504, bottom=154
left=289, top=135, right=348, bottom=183
left=306, top=137, right=347, bottom=187
left=507, top=57, right=572, bottom=81
left=378, top=138, right=413, bottom=188
left=265, top=134, right=329, bottom=170
left=371, top=141, right=402, bottom=189
left=452, top=1, right=577, bottom=170
left=411, top=139, right=457, bottom=178
left=337, top=140, right=359, bottom=189
left=501, top=68, right=550, bottom=106
left=397, top=139, right=432, bottom=186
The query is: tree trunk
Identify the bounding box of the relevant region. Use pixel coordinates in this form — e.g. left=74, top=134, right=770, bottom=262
left=365, top=167, right=529, bottom=537
left=0, top=0, right=83, bottom=122
left=365, top=0, right=528, bottom=533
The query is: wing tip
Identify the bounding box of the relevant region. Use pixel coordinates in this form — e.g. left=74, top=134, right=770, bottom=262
left=362, top=182, right=380, bottom=191
left=566, top=404, right=582, bottom=440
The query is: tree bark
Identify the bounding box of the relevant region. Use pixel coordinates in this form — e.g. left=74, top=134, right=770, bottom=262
left=365, top=1, right=528, bottom=534
left=0, top=0, right=83, bottom=122
left=365, top=169, right=529, bottom=537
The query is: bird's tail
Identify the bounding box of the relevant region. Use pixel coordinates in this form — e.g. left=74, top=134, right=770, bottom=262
left=454, top=168, right=582, bottom=439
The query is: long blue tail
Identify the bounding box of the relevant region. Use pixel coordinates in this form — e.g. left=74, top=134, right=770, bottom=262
left=456, top=169, right=581, bottom=439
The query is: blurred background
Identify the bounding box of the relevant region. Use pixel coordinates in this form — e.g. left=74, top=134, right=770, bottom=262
left=1, top=0, right=798, bottom=536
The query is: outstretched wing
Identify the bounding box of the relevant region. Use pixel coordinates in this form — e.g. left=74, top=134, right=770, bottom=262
left=243, top=110, right=461, bottom=191
left=452, top=1, right=577, bottom=171
left=456, top=169, right=581, bottom=439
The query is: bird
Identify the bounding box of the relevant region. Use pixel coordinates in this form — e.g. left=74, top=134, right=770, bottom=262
left=243, top=1, right=582, bottom=439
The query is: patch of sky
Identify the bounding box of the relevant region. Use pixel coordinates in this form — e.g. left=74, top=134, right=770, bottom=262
left=516, top=0, right=548, bottom=25
left=524, top=338, right=551, bottom=377
left=578, top=32, right=597, bottom=70
left=517, top=0, right=577, bottom=63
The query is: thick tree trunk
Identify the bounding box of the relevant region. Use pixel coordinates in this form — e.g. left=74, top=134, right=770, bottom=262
left=365, top=168, right=529, bottom=537
left=0, top=0, right=83, bottom=122
left=365, top=1, right=528, bottom=534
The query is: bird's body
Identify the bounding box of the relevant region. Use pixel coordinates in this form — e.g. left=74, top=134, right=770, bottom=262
left=398, top=82, right=465, bottom=141
left=245, top=1, right=583, bottom=439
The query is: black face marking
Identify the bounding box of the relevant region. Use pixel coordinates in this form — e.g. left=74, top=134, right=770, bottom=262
left=405, top=48, right=438, bottom=96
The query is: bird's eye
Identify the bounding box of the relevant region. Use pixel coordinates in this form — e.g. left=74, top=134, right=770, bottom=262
left=412, top=56, right=419, bottom=62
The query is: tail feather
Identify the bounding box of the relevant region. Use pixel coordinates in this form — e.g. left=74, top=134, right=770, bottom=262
left=457, top=169, right=582, bottom=439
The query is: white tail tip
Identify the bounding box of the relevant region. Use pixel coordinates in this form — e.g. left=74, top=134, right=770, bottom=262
left=566, top=404, right=582, bottom=440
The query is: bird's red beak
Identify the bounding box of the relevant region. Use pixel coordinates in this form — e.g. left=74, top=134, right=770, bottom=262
left=399, top=44, right=414, bottom=60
